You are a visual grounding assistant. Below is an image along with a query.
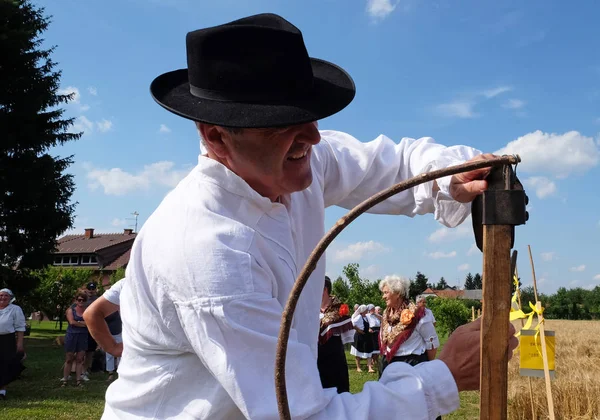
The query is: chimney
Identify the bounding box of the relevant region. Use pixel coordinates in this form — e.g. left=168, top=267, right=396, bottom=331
left=84, top=228, right=94, bottom=239
left=123, top=228, right=133, bottom=235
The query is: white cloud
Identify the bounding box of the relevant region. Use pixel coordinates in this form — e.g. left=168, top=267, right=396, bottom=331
left=58, top=86, right=81, bottom=103
left=502, top=99, right=526, bottom=109
left=334, top=241, right=390, bottom=262
left=428, top=216, right=472, bottom=243
left=466, top=243, right=479, bottom=256
left=426, top=251, right=457, bottom=259
left=96, top=119, right=113, bottom=132
left=593, top=274, right=600, bottom=281
left=86, top=161, right=192, bottom=196
left=540, top=252, right=556, bottom=262
left=524, top=176, right=557, bottom=199
left=458, top=263, right=470, bottom=271
left=159, top=124, right=171, bottom=133
left=496, top=130, right=599, bottom=177
left=362, top=265, right=381, bottom=279
left=111, top=218, right=126, bottom=227
left=88, top=86, right=98, bottom=96
left=435, top=101, right=477, bottom=118
left=72, top=116, right=94, bottom=133
left=570, top=265, right=586, bottom=272
left=366, top=0, right=396, bottom=20
left=482, top=86, right=512, bottom=98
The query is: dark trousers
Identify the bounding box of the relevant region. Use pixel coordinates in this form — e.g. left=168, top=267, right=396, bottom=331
left=379, top=352, right=442, bottom=420
left=317, top=335, right=350, bottom=393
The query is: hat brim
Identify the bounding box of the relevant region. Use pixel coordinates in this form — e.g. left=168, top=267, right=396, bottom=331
left=149, top=58, right=355, bottom=128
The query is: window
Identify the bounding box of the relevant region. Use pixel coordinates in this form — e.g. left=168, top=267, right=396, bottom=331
left=81, top=255, right=98, bottom=265
left=53, top=255, right=79, bottom=266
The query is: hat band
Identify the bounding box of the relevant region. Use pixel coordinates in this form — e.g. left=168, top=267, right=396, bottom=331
left=189, top=83, right=310, bottom=103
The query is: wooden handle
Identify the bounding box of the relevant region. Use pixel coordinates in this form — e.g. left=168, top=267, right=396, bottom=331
left=479, top=224, right=513, bottom=420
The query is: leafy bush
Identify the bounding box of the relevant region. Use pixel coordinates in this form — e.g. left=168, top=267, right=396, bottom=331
left=428, top=298, right=471, bottom=336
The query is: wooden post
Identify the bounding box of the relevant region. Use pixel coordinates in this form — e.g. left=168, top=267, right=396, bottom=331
left=480, top=225, right=513, bottom=420
left=472, top=306, right=476, bottom=321
left=478, top=308, right=481, bottom=318
left=528, top=245, right=555, bottom=420
left=515, top=265, right=536, bottom=420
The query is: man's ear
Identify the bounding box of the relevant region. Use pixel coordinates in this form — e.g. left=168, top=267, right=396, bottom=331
left=197, top=123, right=232, bottom=160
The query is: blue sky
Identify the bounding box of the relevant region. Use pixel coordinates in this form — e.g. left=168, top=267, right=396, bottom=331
left=37, top=0, right=599, bottom=294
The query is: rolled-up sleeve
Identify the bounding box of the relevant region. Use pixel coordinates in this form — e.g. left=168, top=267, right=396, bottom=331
left=314, top=130, right=481, bottom=228
left=172, top=270, right=459, bottom=419
left=417, top=319, right=440, bottom=350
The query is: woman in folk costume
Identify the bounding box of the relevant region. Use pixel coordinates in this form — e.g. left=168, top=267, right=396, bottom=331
left=350, top=305, right=375, bottom=373
left=367, top=304, right=381, bottom=368
left=318, top=277, right=353, bottom=393
left=0, top=289, right=27, bottom=399
left=378, top=275, right=439, bottom=376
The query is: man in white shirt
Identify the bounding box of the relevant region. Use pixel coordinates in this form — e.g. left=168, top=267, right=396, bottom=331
left=103, top=13, right=518, bottom=419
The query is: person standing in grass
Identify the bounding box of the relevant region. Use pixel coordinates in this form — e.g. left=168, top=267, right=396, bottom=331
left=0, top=289, right=26, bottom=400
left=61, top=291, right=88, bottom=387
left=351, top=305, right=375, bottom=373
left=318, top=276, right=353, bottom=393
left=84, top=279, right=124, bottom=383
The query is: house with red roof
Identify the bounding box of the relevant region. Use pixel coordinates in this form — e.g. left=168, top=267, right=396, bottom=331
left=53, top=228, right=135, bottom=287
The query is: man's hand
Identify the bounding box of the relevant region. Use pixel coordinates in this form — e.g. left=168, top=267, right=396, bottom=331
left=449, top=154, right=498, bottom=203
left=438, top=318, right=518, bottom=391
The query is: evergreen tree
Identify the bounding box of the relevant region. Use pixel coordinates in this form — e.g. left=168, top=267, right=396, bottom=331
left=0, top=0, right=79, bottom=293
left=435, top=277, right=449, bottom=290
left=473, top=273, right=483, bottom=289
left=409, top=271, right=429, bottom=300
left=464, top=272, right=475, bottom=290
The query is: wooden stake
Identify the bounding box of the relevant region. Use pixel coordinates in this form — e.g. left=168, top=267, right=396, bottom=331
left=472, top=306, right=476, bottom=321
left=478, top=308, right=481, bottom=318
left=515, top=265, right=536, bottom=420
left=528, top=245, right=555, bottom=420
left=480, top=225, right=513, bottom=420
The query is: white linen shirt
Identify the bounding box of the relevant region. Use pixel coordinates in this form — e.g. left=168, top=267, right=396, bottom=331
left=0, top=304, right=26, bottom=335
left=389, top=316, right=440, bottom=357
left=103, top=130, right=479, bottom=420
left=103, top=280, right=123, bottom=306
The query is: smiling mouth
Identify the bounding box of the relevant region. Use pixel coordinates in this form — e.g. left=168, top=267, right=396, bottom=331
left=287, top=150, right=308, bottom=161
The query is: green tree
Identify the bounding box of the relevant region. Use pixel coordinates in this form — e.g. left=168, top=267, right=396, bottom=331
left=464, top=272, right=475, bottom=290
left=342, top=263, right=385, bottom=309
left=409, top=272, right=430, bottom=301
left=331, top=276, right=350, bottom=303
left=0, top=0, right=79, bottom=292
left=31, top=266, right=92, bottom=331
left=109, top=267, right=126, bottom=286
left=428, top=298, right=471, bottom=336
left=473, top=273, right=483, bottom=289
left=435, top=277, right=449, bottom=290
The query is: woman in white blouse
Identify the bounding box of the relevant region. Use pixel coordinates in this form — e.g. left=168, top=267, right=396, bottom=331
left=0, top=288, right=27, bottom=399
left=378, top=276, right=440, bottom=375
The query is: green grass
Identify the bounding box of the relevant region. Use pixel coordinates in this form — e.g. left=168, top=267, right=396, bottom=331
left=0, top=321, right=106, bottom=420
left=2, top=322, right=479, bottom=419
left=345, top=336, right=480, bottom=419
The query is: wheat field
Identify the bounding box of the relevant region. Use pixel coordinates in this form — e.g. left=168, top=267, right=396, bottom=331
left=508, top=320, right=600, bottom=420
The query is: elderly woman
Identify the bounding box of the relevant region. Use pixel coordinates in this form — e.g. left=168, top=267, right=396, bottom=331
left=61, top=291, right=89, bottom=387
left=378, top=276, right=439, bottom=376
left=350, top=304, right=375, bottom=373
left=0, top=288, right=27, bottom=399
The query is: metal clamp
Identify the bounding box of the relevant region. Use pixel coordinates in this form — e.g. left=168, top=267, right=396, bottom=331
left=472, top=157, right=529, bottom=252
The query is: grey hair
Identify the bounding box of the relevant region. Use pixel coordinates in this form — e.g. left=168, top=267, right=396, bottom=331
left=358, top=304, right=368, bottom=314
left=416, top=295, right=426, bottom=303
left=379, top=275, right=410, bottom=299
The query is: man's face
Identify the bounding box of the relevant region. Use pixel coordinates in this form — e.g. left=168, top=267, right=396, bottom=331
left=220, top=122, right=321, bottom=200
left=87, top=288, right=97, bottom=297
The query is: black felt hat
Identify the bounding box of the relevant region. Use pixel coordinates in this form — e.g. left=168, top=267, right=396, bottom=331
left=150, top=13, right=356, bottom=128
